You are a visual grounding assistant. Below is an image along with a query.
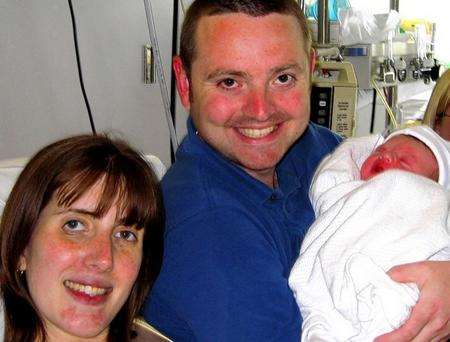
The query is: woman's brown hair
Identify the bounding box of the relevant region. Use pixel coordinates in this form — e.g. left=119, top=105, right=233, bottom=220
left=423, top=69, right=450, bottom=131
left=0, top=134, right=164, bottom=342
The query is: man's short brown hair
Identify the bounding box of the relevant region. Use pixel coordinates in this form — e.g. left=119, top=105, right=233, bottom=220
left=180, top=0, right=312, bottom=77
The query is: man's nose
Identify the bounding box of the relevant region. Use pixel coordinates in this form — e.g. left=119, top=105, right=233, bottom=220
left=84, top=234, right=114, bottom=272
left=244, top=88, right=271, bottom=121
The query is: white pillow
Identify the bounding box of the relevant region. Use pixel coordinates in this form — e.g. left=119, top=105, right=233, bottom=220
left=0, top=158, right=27, bottom=215
left=0, top=159, right=25, bottom=342
left=0, top=155, right=166, bottom=216
left=143, top=154, right=167, bottom=181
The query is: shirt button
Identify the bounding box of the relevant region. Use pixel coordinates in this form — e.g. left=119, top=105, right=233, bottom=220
left=270, top=194, right=277, bottom=201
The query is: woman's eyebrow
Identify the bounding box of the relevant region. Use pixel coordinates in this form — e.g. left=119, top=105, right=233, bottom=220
left=55, top=208, right=99, bottom=218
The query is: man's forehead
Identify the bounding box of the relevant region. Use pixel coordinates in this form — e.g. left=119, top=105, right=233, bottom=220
left=196, top=12, right=301, bottom=39
left=193, top=13, right=304, bottom=57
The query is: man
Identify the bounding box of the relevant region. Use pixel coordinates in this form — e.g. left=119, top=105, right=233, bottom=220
left=144, top=1, right=450, bottom=340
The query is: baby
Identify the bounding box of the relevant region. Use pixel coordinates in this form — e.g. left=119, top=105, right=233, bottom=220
left=361, top=133, right=440, bottom=183
left=289, top=125, right=450, bottom=341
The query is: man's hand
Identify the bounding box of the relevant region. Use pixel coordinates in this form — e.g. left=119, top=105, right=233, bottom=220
left=374, top=261, right=450, bottom=342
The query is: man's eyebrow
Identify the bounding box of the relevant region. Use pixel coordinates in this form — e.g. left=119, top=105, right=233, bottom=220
left=206, top=70, right=249, bottom=81
left=205, top=63, right=305, bottom=81
left=270, top=63, right=305, bottom=75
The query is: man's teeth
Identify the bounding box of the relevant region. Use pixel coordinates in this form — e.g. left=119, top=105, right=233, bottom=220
left=238, top=125, right=277, bottom=138
left=64, top=280, right=107, bottom=297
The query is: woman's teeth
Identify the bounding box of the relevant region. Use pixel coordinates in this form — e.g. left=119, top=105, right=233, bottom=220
left=64, top=280, right=107, bottom=296
left=238, top=125, right=277, bottom=138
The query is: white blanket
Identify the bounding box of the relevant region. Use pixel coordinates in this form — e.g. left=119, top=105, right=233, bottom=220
left=289, top=135, right=450, bottom=341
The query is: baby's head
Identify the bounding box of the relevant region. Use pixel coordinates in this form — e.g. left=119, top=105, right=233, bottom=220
left=360, top=134, right=439, bottom=181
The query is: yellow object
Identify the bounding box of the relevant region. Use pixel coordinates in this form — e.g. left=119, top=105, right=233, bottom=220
left=400, top=19, right=434, bottom=35
left=371, top=76, right=398, bottom=129
left=133, top=318, right=173, bottom=341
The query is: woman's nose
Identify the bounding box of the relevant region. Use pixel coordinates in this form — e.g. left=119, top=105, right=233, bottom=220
left=84, top=234, right=114, bottom=272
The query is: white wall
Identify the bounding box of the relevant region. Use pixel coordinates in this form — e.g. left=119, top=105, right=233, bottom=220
left=349, top=0, right=450, bottom=64
left=398, top=0, right=450, bottom=64
left=348, top=0, right=390, bottom=14
left=0, top=0, right=174, bottom=167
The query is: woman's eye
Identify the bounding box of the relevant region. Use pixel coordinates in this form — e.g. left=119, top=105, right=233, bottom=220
left=114, top=230, right=137, bottom=242
left=63, top=219, right=85, bottom=232
left=219, top=78, right=238, bottom=89
left=275, top=74, right=294, bottom=85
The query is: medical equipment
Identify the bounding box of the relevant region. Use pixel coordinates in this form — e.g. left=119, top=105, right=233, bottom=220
left=309, top=1, right=440, bottom=133
left=311, top=61, right=358, bottom=138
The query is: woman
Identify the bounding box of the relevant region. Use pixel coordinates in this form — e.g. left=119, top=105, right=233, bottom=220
left=0, top=134, right=167, bottom=341
left=423, top=68, right=450, bottom=140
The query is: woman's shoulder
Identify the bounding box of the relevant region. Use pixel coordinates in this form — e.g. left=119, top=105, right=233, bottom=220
left=132, top=317, right=172, bottom=342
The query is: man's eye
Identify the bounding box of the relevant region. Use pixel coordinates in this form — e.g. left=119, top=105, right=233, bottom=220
left=219, top=78, right=238, bottom=89
left=275, top=74, right=294, bottom=85
left=63, top=219, right=85, bottom=232
left=114, top=230, right=137, bottom=242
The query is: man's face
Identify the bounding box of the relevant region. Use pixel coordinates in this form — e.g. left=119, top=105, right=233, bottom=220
left=175, top=13, right=314, bottom=185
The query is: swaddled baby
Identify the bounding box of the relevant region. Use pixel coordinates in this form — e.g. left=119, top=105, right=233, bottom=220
left=289, top=125, right=450, bottom=341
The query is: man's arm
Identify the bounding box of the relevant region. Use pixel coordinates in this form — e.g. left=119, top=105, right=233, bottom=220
left=145, top=206, right=301, bottom=341
left=375, top=261, right=450, bottom=341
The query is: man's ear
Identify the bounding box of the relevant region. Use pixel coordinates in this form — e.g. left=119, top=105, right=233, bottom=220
left=173, top=56, right=191, bottom=110
left=309, top=48, right=316, bottom=75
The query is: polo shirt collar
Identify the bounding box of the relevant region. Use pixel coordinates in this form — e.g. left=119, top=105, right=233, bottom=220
left=182, top=118, right=305, bottom=204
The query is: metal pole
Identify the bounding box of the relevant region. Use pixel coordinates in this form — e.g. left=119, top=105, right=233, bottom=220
left=390, top=0, right=399, bottom=11
left=388, top=1, right=400, bottom=127
left=317, top=0, right=329, bottom=45
left=298, top=0, right=305, bottom=12
left=143, top=0, right=180, bottom=151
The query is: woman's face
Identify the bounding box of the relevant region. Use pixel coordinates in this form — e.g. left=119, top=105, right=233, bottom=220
left=435, top=103, right=450, bottom=141
left=20, top=181, right=144, bottom=341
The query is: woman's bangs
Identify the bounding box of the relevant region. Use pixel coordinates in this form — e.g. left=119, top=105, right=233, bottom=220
left=114, top=170, right=157, bottom=229
left=54, top=155, right=158, bottom=228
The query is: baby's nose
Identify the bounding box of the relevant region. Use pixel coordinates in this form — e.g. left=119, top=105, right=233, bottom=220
left=377, top=151, right=397, bottom=167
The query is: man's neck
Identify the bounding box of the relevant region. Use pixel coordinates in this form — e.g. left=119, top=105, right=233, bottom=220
left=246, top=168, right=278, bottom=189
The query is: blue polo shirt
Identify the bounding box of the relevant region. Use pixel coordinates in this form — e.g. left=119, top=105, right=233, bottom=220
left=143, top=118, right=341, bottom=341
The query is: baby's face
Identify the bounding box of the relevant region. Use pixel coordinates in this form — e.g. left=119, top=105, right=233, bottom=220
left=360, top=135, right=439, bottom=181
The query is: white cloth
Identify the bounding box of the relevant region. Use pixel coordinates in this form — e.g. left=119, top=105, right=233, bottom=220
left=0, top=155, right=166, bottom=216
left=289, top=133, right=450, bottom=341
left=0, top=158, right=26, bottom=215
left=387, top=125, right=450, bottom=190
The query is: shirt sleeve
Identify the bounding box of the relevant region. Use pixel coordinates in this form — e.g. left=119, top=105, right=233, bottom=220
left=144, top=205, right=301, bottom=342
